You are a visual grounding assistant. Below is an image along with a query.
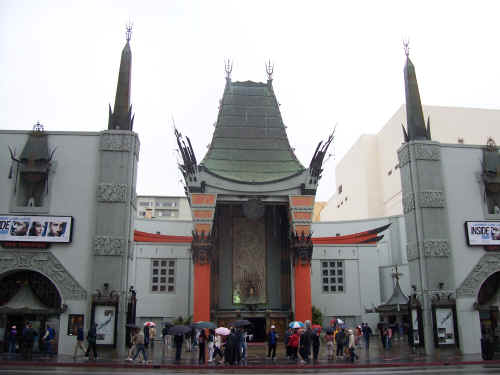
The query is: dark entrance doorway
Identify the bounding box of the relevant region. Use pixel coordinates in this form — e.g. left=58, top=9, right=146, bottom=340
left=477, top=271, right=500, bottom=358
left=247, top=317, right=266, bottom=342
left=0, top=270, right=61, bottom=353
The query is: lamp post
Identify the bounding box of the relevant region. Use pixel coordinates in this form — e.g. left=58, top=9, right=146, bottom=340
left=126, top=286, right=137, bottom=347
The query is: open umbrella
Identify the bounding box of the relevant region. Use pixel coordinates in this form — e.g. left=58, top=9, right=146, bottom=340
left=312, top=324, right=322, bottom=332
left=231, top=319, right=252, bottom=327
left=163, top=321, right=174, bottom=327
left=215, top=327, right=231, bottom=336
left=337, top=318, right=344, bottom=325
left=144, top=321, right=156, bottom=327
left=191, top=321, right=216, bottom=329
left=289, top=321, right=304, bottom=329
left=168, top=325, right=191, bottom=335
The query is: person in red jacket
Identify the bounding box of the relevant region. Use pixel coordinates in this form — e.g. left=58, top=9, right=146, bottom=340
left=288, top=329, right=300, bottom=362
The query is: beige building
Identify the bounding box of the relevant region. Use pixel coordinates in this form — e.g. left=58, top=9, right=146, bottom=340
left=136, top=195, right=192, bottom=220
left=321, top=105, right=500, bottom=221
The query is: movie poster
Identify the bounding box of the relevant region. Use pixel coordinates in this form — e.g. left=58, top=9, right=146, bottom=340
left=94, top=305, right=116, bottom=345
left=232, top=217, right=266, bottom=305
left=436, top=308, right=455, bottom=345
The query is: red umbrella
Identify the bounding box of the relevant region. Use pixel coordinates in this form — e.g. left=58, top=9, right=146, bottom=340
left=312, top=324, right=322, bottom=332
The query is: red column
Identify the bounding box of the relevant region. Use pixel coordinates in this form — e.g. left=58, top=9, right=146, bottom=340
left=294, top=262, right=312, bottom=322
left=193, top=262, right=211, bottom=322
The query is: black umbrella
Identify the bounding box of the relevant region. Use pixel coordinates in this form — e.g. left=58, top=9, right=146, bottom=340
left=163, top=321, right=174, bottom=327
left=191, top=321, right=216, bottom=329
left=231, top=319, right=252, bottom=327
left=168, top=325, right=191, bottom=335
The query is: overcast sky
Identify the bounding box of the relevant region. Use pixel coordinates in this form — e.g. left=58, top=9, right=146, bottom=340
left=1, top=0, right=499, bottom=201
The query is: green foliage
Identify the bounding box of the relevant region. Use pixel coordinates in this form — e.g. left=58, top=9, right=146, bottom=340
left=312, top=305, right=323, bottom=326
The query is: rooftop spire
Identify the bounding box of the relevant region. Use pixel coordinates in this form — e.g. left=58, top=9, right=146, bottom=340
left=108, top=23, right=134, bottom=130
left=265, top=59, right=274, bottom=83
left=402, top=41, right=430, bottom=141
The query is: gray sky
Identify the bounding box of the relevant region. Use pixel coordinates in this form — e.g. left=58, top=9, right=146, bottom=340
left=1, top=0, right=499, bottom=201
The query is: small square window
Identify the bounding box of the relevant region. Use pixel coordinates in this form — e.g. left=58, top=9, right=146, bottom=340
left=322, top=262, right=328, bottom=268
left=169, top=261, right=175, bottom=267
left=330, top=277, right=336, bottom=283
left=168, top=277, right=174, bottom=283
left=323, top=286, right=329, bottom=292
left=160, top=277, right=166, bottom=283
left=153, top=261, right=159, bottom=267
left=153, top=277, right=158, bottom=283
left=152, top=285, right=158, bottom=291
left=161, top=260, right=167, bottom=267
left=153, top=269, right=158, bottom=275
left=337, top=261, right=342, bottom=267
left=330, top=269, right=335, bottom=276
left=323, top=270, right=328, bottom=276
left=161, top=269, right=166, bottom=275
left=338, top=286, right=344, bottom=292
left=168, top=285, right=174, bottom=292
left=160, top=285, right=166, bottom=291
left=331, top=286, right=336, bottom=292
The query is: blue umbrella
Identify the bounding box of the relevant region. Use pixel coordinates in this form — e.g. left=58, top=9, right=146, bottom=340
left=289, top=321, right=304, bottom=329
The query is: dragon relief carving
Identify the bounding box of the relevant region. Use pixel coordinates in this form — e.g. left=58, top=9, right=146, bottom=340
left=0, top=251, right=87, bottom=300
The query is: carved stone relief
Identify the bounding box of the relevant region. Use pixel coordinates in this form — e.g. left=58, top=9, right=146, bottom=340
left=419, top=191, right=445, bottom=208
left=402, top=193, right=415, bottom=214
left=0, top=251, right=87, bottom=300
left=457, top=253, right=500, bottom=297
left=97, top=183, right=128, bottom=202
left=100, top=133, right=133, bottom=152
left=423, top=240, right=450, bottom=257
left=407, top=240, right=450, bottom=261
left=94, top=236, right=126, bottom=256
left=406, top=242, right=419, bottom=262
left=398, top=146, right=410, bottom=168
left=414, top=143, right=440, bottom=161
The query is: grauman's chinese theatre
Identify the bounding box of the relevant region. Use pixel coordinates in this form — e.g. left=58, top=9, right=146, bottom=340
left=175, top=63, right=333, bottom=332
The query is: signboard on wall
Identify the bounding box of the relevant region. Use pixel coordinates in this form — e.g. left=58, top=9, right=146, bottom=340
left=435, top=308, right=455, bottom=345
left=465, top=221, right=500, bottom=246
left=0, top=215, right=73, bottom=243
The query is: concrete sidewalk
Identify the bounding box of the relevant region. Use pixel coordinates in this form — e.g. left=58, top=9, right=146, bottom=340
left=0, top=337, right=499, bottom=370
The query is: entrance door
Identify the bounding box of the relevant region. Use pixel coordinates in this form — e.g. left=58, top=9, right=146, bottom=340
left=246, top=317, right=266, bottom=342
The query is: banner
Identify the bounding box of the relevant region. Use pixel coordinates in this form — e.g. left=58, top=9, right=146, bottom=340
left=465, top=221, right=500, bottom=246
left=0, top=215, right=73, bottom=243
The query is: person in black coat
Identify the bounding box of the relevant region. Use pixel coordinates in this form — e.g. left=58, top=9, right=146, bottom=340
left=174, top=333, right=183, bottom=361
left=299, top=321, right=312, bottom=364
left=312, top=329, right=321, bottom=361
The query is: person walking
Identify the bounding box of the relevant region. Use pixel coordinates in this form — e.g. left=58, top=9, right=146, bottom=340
left=174, top=333, right=183, bottom=362
left=386, top=326, right=393, bottom=349
left=85, top=323, right=98, bottom=360
left=362, top=323, right=372, bottom=351
left=325, top=329, right=335, bottom=360
left=312, top=328, right=320, bottom=361
left=22, top=322, right=37, bottom=360
left=7, top=325, right=17, bottom=354
left=213, top=334, right=224, bottom=364
left=42, top=324, right=56, bottom=356
left=73, top=324, right=86, bottom=359
left=335, top=328, right=345, bottom=359
left=132, top=328, right=148, bottom=363
left=289, top=329, right=300, bottom=361
left=207, top=329, right=215, bottom=363
left=198, top=329, right=206, bottom=364
left=299, top=320, right=312, bottom=364
left=239, top=328, right=247, bottom=364
left=284, top=327, right=292, bottom=359
left=267, top=325, right=277, bottom=360
left=347, top=329, right=358, bottom=362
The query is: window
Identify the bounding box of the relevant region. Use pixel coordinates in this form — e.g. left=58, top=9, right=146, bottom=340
left=139, top=201, right=151, bottom=207
left=151, top=259, right=175, bottom=293
left=321, top=260, right=345, bottom=293
left=338, top=185, right=342, bottom=194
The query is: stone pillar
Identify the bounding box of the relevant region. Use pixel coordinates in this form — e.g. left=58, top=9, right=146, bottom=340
left=456, top=297, right=481, bottom=354
left=398, top=141, right=454, bottom=356
left=190, top=193, right=217, bottom=322
left=289, top=195, right=315, bottom=322
left=92, top=130, right=139, bottom=357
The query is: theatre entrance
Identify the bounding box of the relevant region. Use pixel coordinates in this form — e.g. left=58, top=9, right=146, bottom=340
left=247, top=317, right=266, bottom=342
left=0, top=270, right=62, bottom=353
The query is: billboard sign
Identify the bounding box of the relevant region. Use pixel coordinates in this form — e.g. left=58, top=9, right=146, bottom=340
left=0, top=215, right=73, bottom=243
left=465, top=221, right=500, bottom=246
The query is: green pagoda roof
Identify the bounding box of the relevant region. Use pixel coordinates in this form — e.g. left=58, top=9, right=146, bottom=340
left=200, top=80, right=305, bottom=183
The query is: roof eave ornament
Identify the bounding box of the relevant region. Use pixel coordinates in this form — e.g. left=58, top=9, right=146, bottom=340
left=126, top=21, right=133, bottom=43
left=265, top=59, right=274, bottom=85
left=224, top=59, right=233, bottom=82
left=174, top=125, right=200, bottom=191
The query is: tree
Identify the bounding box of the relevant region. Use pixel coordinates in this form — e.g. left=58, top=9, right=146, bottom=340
left=312, top=305, right=323, bottom=326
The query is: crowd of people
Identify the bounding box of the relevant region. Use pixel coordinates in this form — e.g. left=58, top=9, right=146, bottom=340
left=5, top=322, right=57, bottom=359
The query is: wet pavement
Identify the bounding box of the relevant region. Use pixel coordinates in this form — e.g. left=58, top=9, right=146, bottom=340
left=0, top=336, right=499, bottom=370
